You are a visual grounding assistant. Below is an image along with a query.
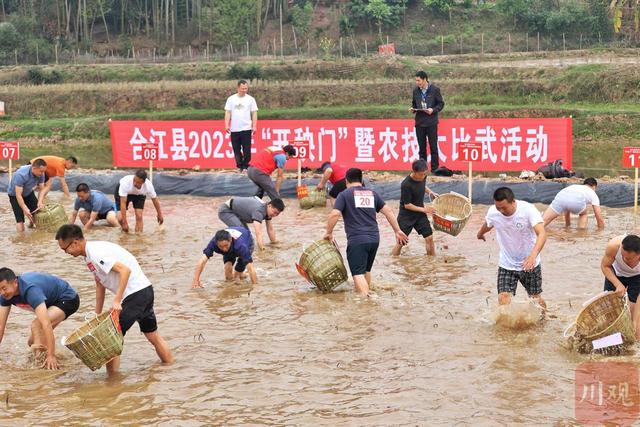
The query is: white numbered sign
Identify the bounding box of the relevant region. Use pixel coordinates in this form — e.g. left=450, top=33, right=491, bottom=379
left=354, top=190, right=374, bottom=208
left=142, top=144, right=158, bottom=161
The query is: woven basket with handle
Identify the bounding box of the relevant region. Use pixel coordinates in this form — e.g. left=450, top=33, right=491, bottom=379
left=432, top=192, right=472, bottom=237
left=33, top=203, right=68, bottom=232
left=62, top=311, right=124, bottom=371
left=563, top=292, right=636, bottom=353
left=299, top=187, right=327, bottom=210
left=296, top=240, right=348, bottom=292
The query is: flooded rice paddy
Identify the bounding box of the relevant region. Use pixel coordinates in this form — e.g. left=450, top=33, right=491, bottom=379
left=0, top=193, right=638, bottom=425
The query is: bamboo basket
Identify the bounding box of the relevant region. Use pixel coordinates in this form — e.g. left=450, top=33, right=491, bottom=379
left=299, top=187, right=327, bottom=209
left=62, top=311, right=123, bottom=371
left=563, top=292, right=636, bottom=354
left=296, top=240, right=348, bottom=292
left=33, top=203, right=68, bottom=232
left=432, top=192, right=472, bottom=237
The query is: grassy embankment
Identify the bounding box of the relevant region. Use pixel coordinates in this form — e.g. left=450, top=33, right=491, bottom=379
left=0, top=54, right=639, bottom=175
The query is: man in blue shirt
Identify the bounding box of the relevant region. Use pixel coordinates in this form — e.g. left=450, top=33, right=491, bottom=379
left=70, top=183, right=118, bottom=230
left=7, top=158, right=47, bottom=232
left=0, top=267, right=79, bottom=370
left=191, top=227, right=258, bottom=287
left=325, top=168, right=408, bottom=295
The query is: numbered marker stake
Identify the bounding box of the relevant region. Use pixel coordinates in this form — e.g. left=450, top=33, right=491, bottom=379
left=143, top=143, right=158, bottom=182
left=292, top=140, right=310, bottom=189
left=0, top=141, right=19, bottom=184
left=623, top=147, right=640, bottom=214
left=458, top=141, right=482, bottom=204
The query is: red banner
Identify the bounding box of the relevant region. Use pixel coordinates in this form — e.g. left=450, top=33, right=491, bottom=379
left=109, top=118, right=571, bottom=171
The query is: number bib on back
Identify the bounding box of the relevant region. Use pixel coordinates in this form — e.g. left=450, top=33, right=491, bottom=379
left=354, top=190, right=374, bottom=208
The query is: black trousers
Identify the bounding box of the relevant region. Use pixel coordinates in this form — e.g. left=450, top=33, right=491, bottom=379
left=415, top=125, right=439, bottom=171
left=231, top=130, right=252, bottom=170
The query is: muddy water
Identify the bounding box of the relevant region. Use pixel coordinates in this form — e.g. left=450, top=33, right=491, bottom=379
left=0, top=194, right=638, bottom=425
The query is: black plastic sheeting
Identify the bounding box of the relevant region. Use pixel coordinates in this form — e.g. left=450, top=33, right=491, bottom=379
left=0, top=171, right=636, bottom=207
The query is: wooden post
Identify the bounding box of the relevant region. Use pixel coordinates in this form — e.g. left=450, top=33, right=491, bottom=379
left=149, top=160, right=153, bottom=183
left=273, top=38, right=277, bottom=59
left=635, top=167, right=638, bottom=215
left=339, top=37, right=343, bottom=60
left=537, top=32, right=540, bottom=51
left=8, top=159, right=12, bottom=184
left=579, top=33, right=583, bottom=50
left=563, top=33, right=566, bottom=51
left=508, top=33, right=511, bottom=53
left=441, top=35, right=444, bottom=55
left=468, top=161, right=473, bottom=204
left=365, top=40, right=367, bottom=56
left=55, top=43, right=59, bottom=64
left=525, top=32, right=528, bottom=51
left=298, top=158, right=302, bottom=187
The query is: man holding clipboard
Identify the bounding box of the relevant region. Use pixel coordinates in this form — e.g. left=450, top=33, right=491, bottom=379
left=411, top=70, right=445, bottom=172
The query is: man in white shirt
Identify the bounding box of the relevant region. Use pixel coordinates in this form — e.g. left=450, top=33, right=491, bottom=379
left=225, top=80, right=258, bottom=172
left=55, top=224, right=174, bottom=374
left=477, top=187, right=547, bottom=309
left=114, top=169, right=164, bottom=233
left=543, top=178, right=604, bottom=229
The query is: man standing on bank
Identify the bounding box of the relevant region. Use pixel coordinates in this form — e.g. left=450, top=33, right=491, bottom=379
left=225, top=79, right=258, bottom=172
left=324, top=168, right=408, bottom=296
left=115, top=169, right=164, bottom=233
left=411, top=70, right=445, bottom=172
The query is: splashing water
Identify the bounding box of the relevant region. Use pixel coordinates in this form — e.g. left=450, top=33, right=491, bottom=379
left=493, top=300, right=544, bottom=330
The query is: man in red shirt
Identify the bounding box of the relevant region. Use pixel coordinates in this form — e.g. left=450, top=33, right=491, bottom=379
left=247, top=145, right=296, bottom=200
left=316, top=161, right=348, bottom=205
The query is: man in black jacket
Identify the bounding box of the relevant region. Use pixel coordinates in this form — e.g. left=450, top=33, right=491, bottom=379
left=411, top=70, right=445, bottom=172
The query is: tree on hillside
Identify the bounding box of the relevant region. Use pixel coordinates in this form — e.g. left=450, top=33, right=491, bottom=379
left=366, top=0, right=391, bottom=41
left=291, top=0, right=313, bottom=42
